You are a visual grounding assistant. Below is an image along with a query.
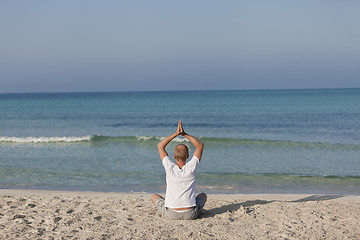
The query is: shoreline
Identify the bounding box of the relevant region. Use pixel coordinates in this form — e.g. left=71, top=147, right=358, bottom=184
left=1, top=189, right=360, bottom=239
left=1, top=188, right=360, bottom=202
left=2, top=181, right=360, bottom=196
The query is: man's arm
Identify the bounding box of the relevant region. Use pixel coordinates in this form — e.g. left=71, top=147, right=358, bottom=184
left=157, top=121, right=182, bottom=161
left=183, top=133, right=204, bottom=161
left=179, top=121, right=204, bottom=161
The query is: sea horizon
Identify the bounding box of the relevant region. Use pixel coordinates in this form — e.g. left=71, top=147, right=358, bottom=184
left=1, top=87, right=359, bottom=95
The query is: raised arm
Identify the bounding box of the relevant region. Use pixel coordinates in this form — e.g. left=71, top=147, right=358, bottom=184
left=157, top=121, right=182, bottom=161
left=180, top=122, right=204, bottom=161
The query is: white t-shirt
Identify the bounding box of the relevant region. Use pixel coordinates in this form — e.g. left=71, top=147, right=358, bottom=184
left=162, top=155, right=199, bottom=208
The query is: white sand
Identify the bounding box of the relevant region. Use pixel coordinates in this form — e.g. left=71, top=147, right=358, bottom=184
left=1, top=189, right=359, bottom=239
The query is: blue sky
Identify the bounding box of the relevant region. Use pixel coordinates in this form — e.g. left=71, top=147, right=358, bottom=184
left=1, top=1, right=360, bottom=93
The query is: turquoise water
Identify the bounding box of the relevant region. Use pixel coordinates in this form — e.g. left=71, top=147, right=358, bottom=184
left=1, top=89, right=360, bottom=193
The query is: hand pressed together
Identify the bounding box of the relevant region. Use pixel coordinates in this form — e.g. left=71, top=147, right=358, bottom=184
left=176, top=120, right=186, bottom=136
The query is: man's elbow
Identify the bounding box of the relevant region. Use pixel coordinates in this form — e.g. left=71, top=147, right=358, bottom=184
left=157, top=142, right=164, bottom=149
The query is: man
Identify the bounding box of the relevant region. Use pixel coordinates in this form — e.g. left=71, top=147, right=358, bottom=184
left=151, top=120, right=207, bottom=220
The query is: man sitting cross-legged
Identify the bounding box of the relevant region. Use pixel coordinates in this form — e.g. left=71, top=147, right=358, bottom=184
left=151, top=120, right=207, bottom=220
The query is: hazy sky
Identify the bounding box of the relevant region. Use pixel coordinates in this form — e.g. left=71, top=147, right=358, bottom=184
left=1, top=1, right=360, bottom=93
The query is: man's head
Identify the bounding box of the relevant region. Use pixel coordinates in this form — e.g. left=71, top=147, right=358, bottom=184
left=174, top=144, right=189, bottom=162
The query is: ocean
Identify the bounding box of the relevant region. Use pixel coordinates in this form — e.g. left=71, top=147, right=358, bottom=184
left=1, top=89, right=359, bottom=194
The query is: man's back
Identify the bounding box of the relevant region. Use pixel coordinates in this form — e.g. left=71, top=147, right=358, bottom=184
left=162, top=155, right=199, bottom=208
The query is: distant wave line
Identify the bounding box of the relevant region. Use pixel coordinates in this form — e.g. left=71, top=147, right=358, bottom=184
left=0, top=136, right=92, bottom=143
left=1, top=135, right=360, bottom=150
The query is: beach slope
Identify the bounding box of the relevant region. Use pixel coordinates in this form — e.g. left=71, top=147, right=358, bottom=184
left=1, top=190, right=359, bottom=239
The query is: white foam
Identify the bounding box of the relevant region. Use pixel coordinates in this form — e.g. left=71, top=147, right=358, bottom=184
left=136, top=136, right=189, bottom=142
left=171, top=137, right=189, bottom=143
left=136, top=136, right=156, bottom=141
left=0, top=136, right=92, bottom=143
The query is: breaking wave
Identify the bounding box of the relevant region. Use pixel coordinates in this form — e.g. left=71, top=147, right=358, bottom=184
left=0, top=136, right=92, bottom=143
left=1, top=135, right=360, bottom=150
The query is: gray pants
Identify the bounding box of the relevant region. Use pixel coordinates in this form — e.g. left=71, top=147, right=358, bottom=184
left=155, top=196, right=206, bottom=220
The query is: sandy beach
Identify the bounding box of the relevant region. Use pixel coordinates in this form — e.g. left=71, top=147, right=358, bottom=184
left=0, top=189, right=359, bottom=239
